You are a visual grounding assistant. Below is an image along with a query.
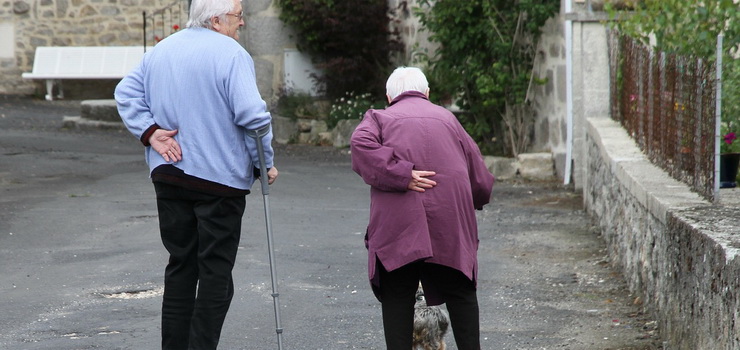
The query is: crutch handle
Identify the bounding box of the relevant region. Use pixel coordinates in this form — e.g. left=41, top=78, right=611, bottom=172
left=247, top=123, right=271, bottom=194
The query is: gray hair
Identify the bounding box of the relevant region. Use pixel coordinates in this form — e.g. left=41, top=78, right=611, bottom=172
left=386, top=67, right=430, bottom=100
left=186, top=0, right=236, bottom=29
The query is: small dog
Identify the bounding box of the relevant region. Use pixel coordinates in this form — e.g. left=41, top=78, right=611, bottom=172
left=413, top=284, right=450, bottom=350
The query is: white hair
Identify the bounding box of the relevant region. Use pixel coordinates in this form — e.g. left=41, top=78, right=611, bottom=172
left=385, top=67, right=429, bottom=100
left=186, top=0, right=235, bottom=29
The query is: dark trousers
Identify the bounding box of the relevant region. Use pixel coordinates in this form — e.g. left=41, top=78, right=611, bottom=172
left=378, top=261, right=481, bottom=350
left=154, top=182, right=246, bottom=350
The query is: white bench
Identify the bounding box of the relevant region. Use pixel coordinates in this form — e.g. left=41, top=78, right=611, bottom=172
left=22, top=46, right=150, bottom=101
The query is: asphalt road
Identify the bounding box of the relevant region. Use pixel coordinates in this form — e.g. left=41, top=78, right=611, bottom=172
left=0, top=95, right=663, bottom=349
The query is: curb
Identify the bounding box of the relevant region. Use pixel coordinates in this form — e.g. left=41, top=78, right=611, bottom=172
left=62, top=116, right=126, bottom=130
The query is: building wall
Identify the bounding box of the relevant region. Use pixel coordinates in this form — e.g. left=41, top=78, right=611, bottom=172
left=529, top=2, right=611, bottom=187
left=0, top=0, right=442, bottom=102
left=387, top=0, right=438, bottom=66
left=241, top=0, right=293, bottom=102
left=1, top=0, right=590, bottom=188
left=529, top=14, right=567, bottom=167
left=0, top=0, right=188, bottom=97
left=585, top=116, right=740, bottom=350
left=572, top=18, right=611, bottom=189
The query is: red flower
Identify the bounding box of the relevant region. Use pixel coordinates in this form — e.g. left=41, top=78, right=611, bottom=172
left=172, top=24, right=180, bottom=31
left=154, top=35, right=162, bottom=43
left=724, top=132, right=736, bottom=145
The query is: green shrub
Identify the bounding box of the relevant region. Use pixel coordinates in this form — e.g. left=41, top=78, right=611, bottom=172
left=328, top=91, right=385, bottom=129
left=415, top=0, right=559, bottom=156
left=606, top=0, right=740, bottom=150
left=276, top=0, right=403, bottom=102
left=606, top=0, right=739, bottom=58
left=274, top=90, right=315, bottom=120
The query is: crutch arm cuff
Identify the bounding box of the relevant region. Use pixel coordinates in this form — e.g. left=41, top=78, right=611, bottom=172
left=246, top=123, right=271, bottom=139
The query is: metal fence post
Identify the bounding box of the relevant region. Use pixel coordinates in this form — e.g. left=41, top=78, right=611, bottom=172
left=714, top=33, right=724, bottom=203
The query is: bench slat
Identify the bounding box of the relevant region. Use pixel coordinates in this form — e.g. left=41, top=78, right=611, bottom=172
left=23, top=46, right=150, bottom=78
left=22, top=46, right=152, bottom=100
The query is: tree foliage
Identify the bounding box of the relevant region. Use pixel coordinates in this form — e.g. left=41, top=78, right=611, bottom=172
left=606, top=0, right=739, bottom=57
left=415, top=0, right=559, bottom=156
left=607, top=0, right=740, bottom=143
left=276, top=0, right=403, bottom=101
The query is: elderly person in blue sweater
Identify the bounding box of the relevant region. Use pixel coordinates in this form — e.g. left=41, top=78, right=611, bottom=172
left=115, top=0, right=277, bottom=348
left=351, top=67, right=494, bottom=350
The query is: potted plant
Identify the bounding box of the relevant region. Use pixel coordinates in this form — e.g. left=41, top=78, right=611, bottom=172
left=720, top=123, right=740, bottom=188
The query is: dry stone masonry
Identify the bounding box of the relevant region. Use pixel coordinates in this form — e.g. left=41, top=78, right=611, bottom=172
left=1, top=0, right=187, bottom=96
left=585, top=117, right=740, bottom=350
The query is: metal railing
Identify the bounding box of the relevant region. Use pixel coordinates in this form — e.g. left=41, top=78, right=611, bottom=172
left=608, top=31, right=719, bottom=201
left=143, top=0, right=190, bottom=50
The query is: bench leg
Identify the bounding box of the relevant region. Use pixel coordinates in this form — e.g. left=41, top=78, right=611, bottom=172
left=56, top=80, right=64, bottom=100
left=44, top=80, right=64, bottom=101
left=45, top=80, right=54, bottom=101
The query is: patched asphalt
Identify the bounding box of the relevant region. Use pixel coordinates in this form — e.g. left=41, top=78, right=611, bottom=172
left=0, top=95, right=662, bottom=349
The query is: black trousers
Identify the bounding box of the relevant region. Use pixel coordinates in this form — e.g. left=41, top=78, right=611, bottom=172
left=378, top=261, right=481, bottom=350
left=154, top=182, right=246, bottom=350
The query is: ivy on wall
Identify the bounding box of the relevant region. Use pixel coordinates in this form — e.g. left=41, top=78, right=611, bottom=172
left=276, top=0, right=403, bottom=101
left=415, top=0, right=559, bottom=156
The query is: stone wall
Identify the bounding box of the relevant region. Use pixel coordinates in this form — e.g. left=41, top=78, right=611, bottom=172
left=0, top=0, right=188, bottom=97
left=585, top=116, right=740, bottom=349
left=241, top=0, right=293, bottom=102
left=529, top=14, right=567, bottom=165
left=388, top=0, right=438, bottom=66
left=529, top=13, right=611, bottom=187
left=571, top=18, right=611, bottom=189
left=0, top=0, right=289, bottom=101
left=1, top=0, right=422, bottom=104
left=2, top=0, right=587, bottom=188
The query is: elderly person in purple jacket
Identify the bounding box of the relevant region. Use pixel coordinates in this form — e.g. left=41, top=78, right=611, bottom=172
left=350, top=67, right=494, bottom=350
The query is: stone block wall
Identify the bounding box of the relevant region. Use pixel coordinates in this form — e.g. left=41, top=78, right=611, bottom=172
left=528, top=10, right=612, bottom=187
left=0, top=0, right=188, bottom=96
left=241, top=0, right=293, bottom=102
left=387, top=0, right=438, bottom=65
left=529, top=14, right=567, bottom=160
left=665, top=207, right=740, bottom=350
left=585, top=116, right=740, bottom=349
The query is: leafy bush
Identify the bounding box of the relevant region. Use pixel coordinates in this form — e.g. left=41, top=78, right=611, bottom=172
left=721, top=58, right=740, bottom=152
left=328, top=91, right=385, bottom=129
left=415, top=0, right=559, bottom=156
left=725, top=57, right=740, bottom=113
left=606, top=0, right=740, bottom=151
left=276, top=0, right=403, bottom=102
left=606, top=0, right=739, bottom=58
left=274, top=89, right=316, bottom=120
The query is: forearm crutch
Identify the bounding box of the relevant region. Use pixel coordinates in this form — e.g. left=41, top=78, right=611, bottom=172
left=247, top=124, right=284, bottom=350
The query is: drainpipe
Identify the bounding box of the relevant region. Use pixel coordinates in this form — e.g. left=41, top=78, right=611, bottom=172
left=563, top=0, right=574, bottom=185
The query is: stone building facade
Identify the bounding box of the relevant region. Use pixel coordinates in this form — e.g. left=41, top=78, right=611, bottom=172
left=529, top=13, right=568, bottom=175
left=0, top=0, right=189, bottom=97
left=240, top=0, right=293, bottom=103
left=0, top=0, right=442, bottom=99
left=528, top=1, right=611, bottom=187
left=1, top=0, right=604, bottom=188
left=387, top=0, right=437, bottom=66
